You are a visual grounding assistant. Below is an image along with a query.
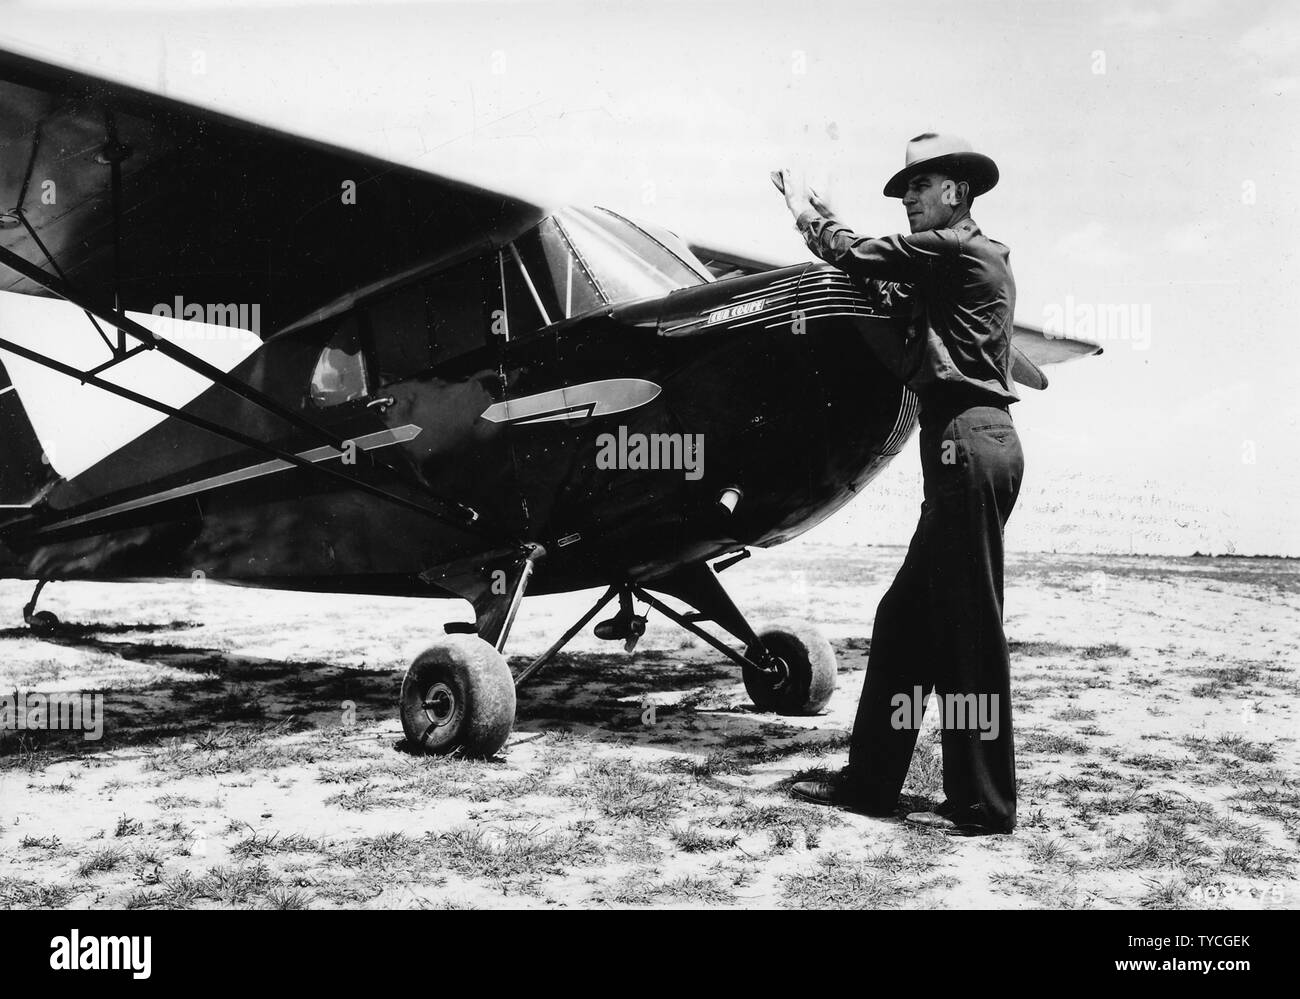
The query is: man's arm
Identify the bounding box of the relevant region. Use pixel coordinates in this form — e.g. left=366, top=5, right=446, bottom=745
left=795, top=208, right=957, bottom=284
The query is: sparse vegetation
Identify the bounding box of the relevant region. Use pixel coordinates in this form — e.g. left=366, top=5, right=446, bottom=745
left=1, top=552, right=1294, bottom=910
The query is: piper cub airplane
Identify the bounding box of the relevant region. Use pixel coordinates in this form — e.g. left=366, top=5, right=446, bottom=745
left=0, top=48, right=1100, bottom=758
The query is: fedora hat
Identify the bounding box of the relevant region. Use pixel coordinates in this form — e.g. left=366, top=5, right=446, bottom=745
left=883, top=132, right=999, bottom=198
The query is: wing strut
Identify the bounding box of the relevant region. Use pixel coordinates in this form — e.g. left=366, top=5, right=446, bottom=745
left=0, top=243, right=516, bottom=544
left=0, top=331, right=512, bottom=544
left=15, top=212, right=123, bottom=360
left=0, top=242, right=373, bottom=454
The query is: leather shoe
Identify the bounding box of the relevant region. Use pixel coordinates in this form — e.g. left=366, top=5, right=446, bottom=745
left=790, top=779, right=893, bottom=817
left=905, top=808, right=1011, bottom=837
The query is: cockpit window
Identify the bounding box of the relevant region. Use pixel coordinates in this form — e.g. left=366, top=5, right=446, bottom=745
left=310, top=316, right=369, bottom=407
left=518, top=217, right=604, bottom=321
left=555, top=207, right=708, bottom=305
left=499, top=217, right=604, bottom=339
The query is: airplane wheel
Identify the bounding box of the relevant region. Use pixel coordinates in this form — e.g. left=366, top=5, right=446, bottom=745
left=27, top=611, right=60, bottom=633
left=400, top=635, right=516, bottom=758
left=743, top=620, right=836, bottom=715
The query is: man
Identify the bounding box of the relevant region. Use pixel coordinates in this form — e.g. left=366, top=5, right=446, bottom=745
left=776, top=132, right=1025, bottom=836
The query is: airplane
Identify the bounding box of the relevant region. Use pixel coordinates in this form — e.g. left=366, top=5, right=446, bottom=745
left=0, top=46, right=1101, bottom=759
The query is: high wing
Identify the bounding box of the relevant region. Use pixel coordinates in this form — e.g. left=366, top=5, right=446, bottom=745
left=0, top=44, right=544, bottom=542
left=0, top=44, right=546, bottom=336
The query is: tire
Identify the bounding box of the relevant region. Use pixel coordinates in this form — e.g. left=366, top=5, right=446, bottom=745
left=28, top=611, right=60, bottom=633
left=743, top=619, right=837, bottom=715
left=399, top=635, right=516, bottom=758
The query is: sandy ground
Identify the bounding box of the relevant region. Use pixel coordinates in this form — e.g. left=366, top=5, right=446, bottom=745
left=1, top=543, right=1296, bottom=909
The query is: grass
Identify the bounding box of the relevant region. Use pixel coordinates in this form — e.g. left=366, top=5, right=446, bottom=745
left=1, top=552, right=1295, bottom=911
left=143, top=723, right=335, bottom=778
left=1009, top=640, right=1073, bottom=657
left=668, top=826, right=740, bottom=853
left=199, top=863, right=281, bottom=906
left=151, top=794, right=204, bottom=810
left=0, top=877, right=79, bottom=909
left=599, top=869, right=737, bottom=906
left=563, top=757, right=686, bottom=823
left=19, top=834, right=61, bottom=850
left=1098, top=815, right=1215, bottom=871
left=263, top=886, right=315, bottom=910
left=1138, top=876, right=1191, bottom=909
left=1218, top=844, right=1293, bottom=879
left=902, top=733, right=946, bottom=798
left=431, top=825, right=602, bottom=881
left=76, top=846, right=129, bottom=878
left=335, top=832, right=427, bottom=869
left=708, top=800, right=835, bottom=850
left=658, top=875, right=737, bottom=904
left=1182, top=734, right=1276, bottom=764
left=782, top=853, right=901, bottom=909
left=229, top=832, right=329, bottom=860
left=1019, top=730, right=1090, bottom=755
left=1188, top=665, right=1265, bottom=699
left=1081, top=643, right=1129, bottom=659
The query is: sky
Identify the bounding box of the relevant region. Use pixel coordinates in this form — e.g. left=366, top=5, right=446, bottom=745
left=1, top=0, right=1297, bottom=555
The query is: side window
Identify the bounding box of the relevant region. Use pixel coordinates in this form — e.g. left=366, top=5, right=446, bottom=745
left=426, top=256, right=493, bottom=363
left=520, top=217, right=603, bottom=321
left=310, top=315, right=369, bottom=408
left=500, top=246, right=549, bottom=340
left=365, top=284, right=432, bottom=386
left=498, top=218, right=603, bottom=340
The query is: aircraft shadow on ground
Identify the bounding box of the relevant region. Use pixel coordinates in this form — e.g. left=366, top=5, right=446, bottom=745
left=0, top=622, right=865, bottom=763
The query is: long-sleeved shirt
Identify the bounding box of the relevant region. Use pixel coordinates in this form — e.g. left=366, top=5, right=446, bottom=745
left=795, top=208, right=1019, bottom=408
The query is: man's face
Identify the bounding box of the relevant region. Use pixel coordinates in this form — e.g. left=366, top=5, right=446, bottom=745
left=901, top=171, right=965, bottom=233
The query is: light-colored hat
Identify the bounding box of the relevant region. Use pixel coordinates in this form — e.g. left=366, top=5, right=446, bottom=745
left=883, top=132, right=999, bottom=198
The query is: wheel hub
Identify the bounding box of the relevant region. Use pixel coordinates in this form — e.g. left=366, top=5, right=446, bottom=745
left=755, top=650, right=790, bottom=686
left=422, top=682, right=457, bottom=726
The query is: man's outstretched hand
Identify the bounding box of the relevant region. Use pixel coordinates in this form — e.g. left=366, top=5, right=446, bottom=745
left=773, top=167, right=812, bottom=218
left=773, top=168, right=840, bottom=223
left=809, top=189, right=840, bottom=223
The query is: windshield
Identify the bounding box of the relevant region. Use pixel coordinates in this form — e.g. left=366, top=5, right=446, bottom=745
left=496, top=207, right=712, bottom=338
left=553, top=207, right=708, bottom=305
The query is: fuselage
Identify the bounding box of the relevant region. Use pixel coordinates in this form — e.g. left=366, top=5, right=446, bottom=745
left=0, top=209, right=918, bottom=597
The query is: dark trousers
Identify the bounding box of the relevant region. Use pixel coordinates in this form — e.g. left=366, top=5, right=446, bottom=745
left=845, top=401, right=1024, bottom=831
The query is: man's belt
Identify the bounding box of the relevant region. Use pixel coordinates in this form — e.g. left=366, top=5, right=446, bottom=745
left=917, top=384, right=1013, bottom=428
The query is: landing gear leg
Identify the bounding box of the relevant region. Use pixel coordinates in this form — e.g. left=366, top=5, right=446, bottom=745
left=636, top=562, right=837, bottom=715
left=401, top=546, right=546, bottom=758
left=514, top=585, right=619, bottom=688
left=23, top=579, right=59, bottom=632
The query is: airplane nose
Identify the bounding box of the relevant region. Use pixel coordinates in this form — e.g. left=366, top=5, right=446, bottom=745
left=619, top=262, right=917, bottom=551
left=794, top=263, right=920, bottom=459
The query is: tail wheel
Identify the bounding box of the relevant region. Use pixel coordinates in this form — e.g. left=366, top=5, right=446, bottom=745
left=27, top=611, right=60, bottom=633
left=743, top=619, right=837, bottom=715
left=399, top=635, right=516, bottom=758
